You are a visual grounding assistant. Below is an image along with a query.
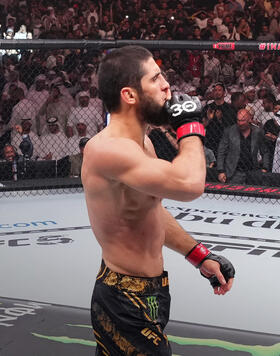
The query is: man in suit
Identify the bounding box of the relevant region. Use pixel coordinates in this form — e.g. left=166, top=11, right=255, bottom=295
left=217, top=108, right=270, bottom=184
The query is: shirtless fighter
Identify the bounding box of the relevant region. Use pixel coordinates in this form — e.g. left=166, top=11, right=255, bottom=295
left=82, top=46, right=235, bottom=355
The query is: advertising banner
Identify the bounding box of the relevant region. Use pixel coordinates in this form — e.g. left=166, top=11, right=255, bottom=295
left=0, top=191, right=279, bottom=337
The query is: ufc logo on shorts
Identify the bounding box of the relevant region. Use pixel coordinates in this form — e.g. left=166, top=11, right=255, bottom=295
left=171, top=101, right=197, bottom=117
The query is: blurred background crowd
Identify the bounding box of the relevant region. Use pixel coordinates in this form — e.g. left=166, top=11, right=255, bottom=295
left=0, top=0, right=279, bottom=185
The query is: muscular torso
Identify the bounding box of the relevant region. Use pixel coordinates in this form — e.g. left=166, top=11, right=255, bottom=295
left=82, top=129, right=165, bottom=277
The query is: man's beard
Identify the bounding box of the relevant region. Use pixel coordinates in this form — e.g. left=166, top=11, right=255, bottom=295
left=137, top=92, right=169, bottom=126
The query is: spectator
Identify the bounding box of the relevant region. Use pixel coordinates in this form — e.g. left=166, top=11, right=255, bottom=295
left=0, top=118, right=11, bottom=159
left=67, top=91, right=104, bottom=138
left=39, top=117, right=69, bottom=160
left=217, top=108, right=270, bottom=183
left=27, top=74, right=49, bottom=108
left=194, top=10, right=209, bottom=30
left=269, top=10, right=280, bottom=39
left=69, top=137, right=90, bottom=177
left=186, top=50, right=204, bottom=80
left=203, top=82, right=236, bottom=155
left=85, top=3, right=99, bottom=26
left=3, top=70, right=27, bottom=97
left=11, top=118, right=41, bottom=160
left=263, top=101, right=280, bottom=170
left=256, top=24, right=276, bottom=41
left=259, top=93, right=277, bottom=127
left=0, top=85, right=19, bottom=125
left=205, top=145, right=216, bottom=168
left=224, top=0, right=243, bottom=14
left=1, top=143, right=24, bottom=181
left=37, top=84, right=72, bottom=135
left=41, top=6, right=60, bottom=32
left=272, top=135, right=280, bottom=173
left=205, top=145, right=218, bottom=182
left=197, top=75, right=213, bottom=103
left=236, top=18, right=252, bottom=39
left=9, top=87, right=36, bottom=131
left=213, top=6, right=226, bottom=32
left=3, top=27, right=14, bottom=39
left=3, top=144, right=18, bottom=162
left=14, top=24, right=32, bottom=39
left=214, top=1, right=225, bottom=16
left=230, top=91, right=247, bottom=115
left=226, top=21, right=240, bottom=40
left=203, top=50, right=220, bottom=77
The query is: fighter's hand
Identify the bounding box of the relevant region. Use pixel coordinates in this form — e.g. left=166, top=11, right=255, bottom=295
left=163, top=93, right=205, bottom=142
left=185, top=243, right=235, bottom=295
left=200, top=254, right=235, bottom=295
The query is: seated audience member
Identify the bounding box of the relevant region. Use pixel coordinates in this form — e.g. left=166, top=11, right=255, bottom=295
left=69, top=137, right=90, bottom=177
left=39, top=117, right=69, bottom=160
left=217, top=109, right=270, bottom=184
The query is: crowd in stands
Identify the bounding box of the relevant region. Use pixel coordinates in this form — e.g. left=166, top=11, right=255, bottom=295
left=0, top=0, right=280, bottom=185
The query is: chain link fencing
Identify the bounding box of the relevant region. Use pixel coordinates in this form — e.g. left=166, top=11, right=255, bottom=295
left=0, top=40, right=279, bottom=201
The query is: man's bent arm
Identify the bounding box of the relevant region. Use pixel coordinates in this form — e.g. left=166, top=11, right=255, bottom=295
left=88, top=136, right=206, bottom=202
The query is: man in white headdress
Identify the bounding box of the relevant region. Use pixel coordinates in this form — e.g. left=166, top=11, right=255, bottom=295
left=67, top=91, right=104, bottom=138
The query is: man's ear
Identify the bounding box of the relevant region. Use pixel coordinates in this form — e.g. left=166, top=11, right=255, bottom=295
left=120, top=87, right=138, bottom=105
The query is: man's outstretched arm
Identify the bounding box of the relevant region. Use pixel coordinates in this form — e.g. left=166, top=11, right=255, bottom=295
left=162, top=206, right=235, bottom=295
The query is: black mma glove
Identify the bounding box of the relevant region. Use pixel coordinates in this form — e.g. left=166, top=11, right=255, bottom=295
left=185, top=242, right=235, bottom=288
left=163, top=93, right=205, bottom=142
left=200, top=254, right=235, bottom=288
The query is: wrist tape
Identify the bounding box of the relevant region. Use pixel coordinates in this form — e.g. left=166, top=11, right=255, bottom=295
left=185, top=242, right=211, bottom=268
left=177, top=122, right=205, bottom=142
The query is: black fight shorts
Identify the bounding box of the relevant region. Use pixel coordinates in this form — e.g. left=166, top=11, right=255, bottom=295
left=91, top=260, right=172, bottom=356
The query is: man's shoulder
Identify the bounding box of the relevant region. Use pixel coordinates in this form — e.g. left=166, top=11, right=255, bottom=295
left=86, top=135, right=141, bottom=155
left=84, top=134, right=143, bottom=168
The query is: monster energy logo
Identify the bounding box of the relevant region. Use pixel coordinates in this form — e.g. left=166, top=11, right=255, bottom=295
left=146, top=296, right=159, bottom=321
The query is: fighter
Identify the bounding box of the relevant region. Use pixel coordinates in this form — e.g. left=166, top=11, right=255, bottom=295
left=81, top=45, right=235, bottom=355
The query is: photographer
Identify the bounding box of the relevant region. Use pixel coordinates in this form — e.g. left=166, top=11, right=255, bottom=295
left=11, top=118, right=41, bottom=160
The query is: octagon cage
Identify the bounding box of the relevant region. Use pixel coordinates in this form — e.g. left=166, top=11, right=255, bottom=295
left=0, top=39, right=279, bottom=202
